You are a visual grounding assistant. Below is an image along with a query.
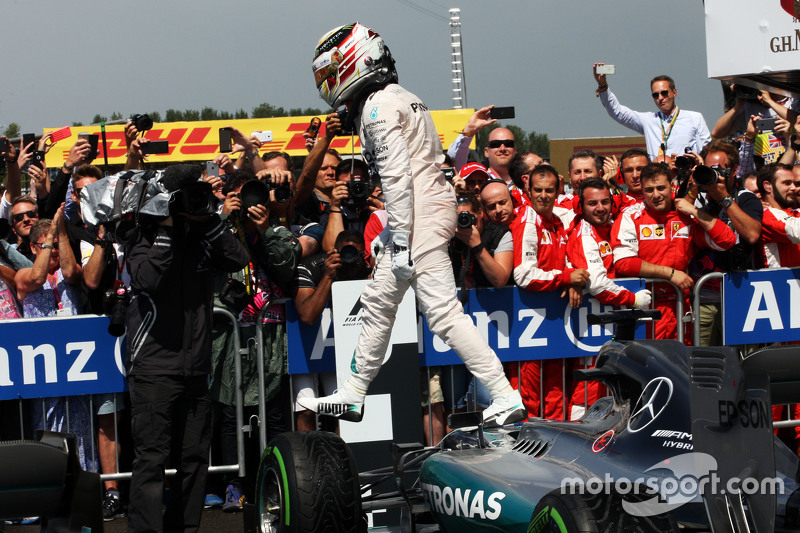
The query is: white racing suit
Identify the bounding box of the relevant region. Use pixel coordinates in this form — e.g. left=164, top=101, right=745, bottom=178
left=353, top=84, right=507, bottom=389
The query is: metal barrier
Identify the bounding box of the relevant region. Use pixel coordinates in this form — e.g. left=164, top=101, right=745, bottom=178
left=1, top=307, right=248, bottom=482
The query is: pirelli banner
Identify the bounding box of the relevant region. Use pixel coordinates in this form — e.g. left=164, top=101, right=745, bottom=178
left=43, top=109, right=475, bottom=167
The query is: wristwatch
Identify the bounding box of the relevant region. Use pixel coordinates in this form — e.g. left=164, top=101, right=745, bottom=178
left=720, top=196, right=734, bottom=209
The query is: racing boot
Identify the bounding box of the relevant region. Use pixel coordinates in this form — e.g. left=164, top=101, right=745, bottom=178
left=482, top=389, right=526, bottom=427
left=297, top=383, right=365, bottom=422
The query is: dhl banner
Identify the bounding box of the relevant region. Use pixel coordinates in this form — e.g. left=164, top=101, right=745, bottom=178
left=44, top=109, right=475, bottom=167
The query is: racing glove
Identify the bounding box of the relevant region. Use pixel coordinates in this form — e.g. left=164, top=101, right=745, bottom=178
left=633, top=289, right=652, bottom=310
left=390, top=230, right=414, bottom=280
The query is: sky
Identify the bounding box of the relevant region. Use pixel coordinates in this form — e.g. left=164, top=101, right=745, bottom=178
left=2, top=0, right=723, bottom=141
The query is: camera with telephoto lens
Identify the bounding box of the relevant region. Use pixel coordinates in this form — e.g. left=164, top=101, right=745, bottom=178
left=338, top=244, right=362, bottom=266
left=693, top=164, right=730, bottom=187
left=104, top=286, right=131, bottom=337
left=170, top=181, right=216, bottom=217
left=457, top=211, right=477, bottom=229
left=675, top=147, right=694, bottom=174
left=345, top=177, right=371, bottom=207
left=131, top=114, right=154, bottom=132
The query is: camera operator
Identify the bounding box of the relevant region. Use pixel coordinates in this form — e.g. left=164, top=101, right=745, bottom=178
left=321, top=158, right=383, bottom=253
left=292, top=229, right=371, bottom=431
left=125, top=164, right=249, bottom=533
left=683, top=141, right=763, bottom=346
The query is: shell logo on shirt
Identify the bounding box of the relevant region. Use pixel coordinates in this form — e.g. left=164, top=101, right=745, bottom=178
left=540, top=230, right=553, bottom=245
left=599, top=241, right=612, bottom=256
left=640, top=225, right=665, bottom=240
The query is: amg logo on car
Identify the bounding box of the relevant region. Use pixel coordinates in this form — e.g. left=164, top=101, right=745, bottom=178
left=420, top=482, right=504, bottom=520
left=718, top=399, right=770, bottom=428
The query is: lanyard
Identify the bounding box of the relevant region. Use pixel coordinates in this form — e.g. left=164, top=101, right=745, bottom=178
left=47, top=273, right=63, bottom=310
left=659, top=106, right=680, bottom=154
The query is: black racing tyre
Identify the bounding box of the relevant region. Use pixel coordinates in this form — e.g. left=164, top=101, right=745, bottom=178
left=528, top=491, right=679, bottom=533
left=528, top=494, right=599, bottom=533
left=255, top=430, right=362, bottom=533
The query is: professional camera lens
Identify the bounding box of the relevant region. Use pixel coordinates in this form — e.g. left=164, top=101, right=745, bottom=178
left=104, top=287, right=131, bottom=337
left=675, top=155, right=693, bottom=172
left=240, top=180, right=269, bottom=211
left=338, top=244, right=361, bottom=265
left=457, top=211, right=477, bottom=229
left=131, top=114, right=154, bottom=132
left=346, top=177, right=370, bottom=207
left=733, top=85, right=760, bottom=100
left=272, top=183, right=292, bottom=203
left=693, top=165, right=720, bottom=187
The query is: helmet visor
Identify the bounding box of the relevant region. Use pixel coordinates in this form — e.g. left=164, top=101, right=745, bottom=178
left=313, top=50, right=339, bottom=88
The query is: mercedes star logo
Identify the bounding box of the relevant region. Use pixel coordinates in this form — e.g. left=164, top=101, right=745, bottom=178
left=627, top=377, right=673, bottom=433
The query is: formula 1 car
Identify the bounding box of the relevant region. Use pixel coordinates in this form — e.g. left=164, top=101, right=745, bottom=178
left=252, top=310, right=800, bottom=532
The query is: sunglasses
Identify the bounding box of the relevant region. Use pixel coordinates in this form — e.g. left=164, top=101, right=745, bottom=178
left=12, top=210, right=38, bottom=223
left=651, top=89, right=671, bottom=99
left=487, top=139, right=515, bottom=149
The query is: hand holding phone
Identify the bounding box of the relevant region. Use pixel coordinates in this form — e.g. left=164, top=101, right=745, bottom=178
left=219, top=127, right=234, bottom=153
left=755, top=116, right=778, bottom=131
left=306, top=117, right=322, bottom=140
left=141, top=140, right=169, bottom=155
left=596, top=64, right=615, bottom=75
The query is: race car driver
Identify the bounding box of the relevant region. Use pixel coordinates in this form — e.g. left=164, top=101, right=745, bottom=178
left=299, top=23, right=526, bottom=427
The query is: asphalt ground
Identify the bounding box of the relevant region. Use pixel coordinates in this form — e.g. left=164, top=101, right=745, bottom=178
left=4, top=508, right=249, bottom=533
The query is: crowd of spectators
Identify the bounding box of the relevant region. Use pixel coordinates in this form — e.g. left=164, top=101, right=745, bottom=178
left=2, top=63, right=800, bottom=524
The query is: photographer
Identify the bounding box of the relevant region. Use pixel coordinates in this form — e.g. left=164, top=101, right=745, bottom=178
left=292, top=230, right=372, bottom=431
left=210, top=173, right=301, bottom=511
left=451, top=191, right=513, bottom=289
left=125, top=164, right=249, bottom=533
left=685, top=140, right=763, bottom=346
left=321, top=158, right=383, bottom=253
left=712, top=86, right=800, bottom=141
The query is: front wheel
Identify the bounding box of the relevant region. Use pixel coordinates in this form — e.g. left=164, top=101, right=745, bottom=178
left=255, top=431, right=362, bottom=533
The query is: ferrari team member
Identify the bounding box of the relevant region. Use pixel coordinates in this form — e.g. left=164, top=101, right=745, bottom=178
left=611, top=163, right=737, bottom=340
left=758, top=163, right=800, bottom=268
left=300, top=23, right=526, bottom=427
left=512, top=164, right=589, bottom=420
left=566, top=178, right=651, bottom=419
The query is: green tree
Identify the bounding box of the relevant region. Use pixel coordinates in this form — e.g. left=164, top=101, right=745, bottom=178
left=149, top=111, right=162, bottom=122
left=92, top=114, right=107, bottom=124
left=71, top=122, right=84, bottom=127
left=251, top=103, right=287, bottom=118
left=165, top=109, right=183, bottom=122
left=110, top=112, right=123, bottom=121
left=4, top=123, right=21, bottom=138
left=234, top=109, right=248, bottom=120
left=183, top=109, right=200, bottom=121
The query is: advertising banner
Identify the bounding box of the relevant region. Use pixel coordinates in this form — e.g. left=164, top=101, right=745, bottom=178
left=43, top=109, right=475, bottom=167
left=0, top=315, right=126, bottom=400
left=723, top=268, right=800, bottom=345
left=286, top=280, right=646, bottom=375
left=706, top=0, right=800, bottom=82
